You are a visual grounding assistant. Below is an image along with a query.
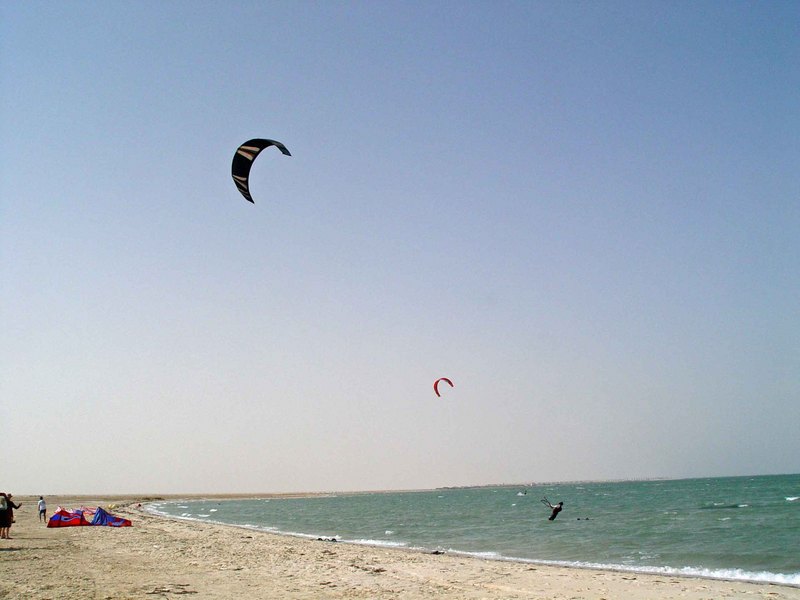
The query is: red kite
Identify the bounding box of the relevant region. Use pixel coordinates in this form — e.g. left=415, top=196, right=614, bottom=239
left=433, top=377, right=454, bottom=397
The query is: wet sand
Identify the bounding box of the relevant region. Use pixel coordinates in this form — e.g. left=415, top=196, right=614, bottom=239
left=2, top=494, right=798, bottom=599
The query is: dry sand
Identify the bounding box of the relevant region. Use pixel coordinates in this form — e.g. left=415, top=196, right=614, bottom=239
left=2, top=494, right=799, bottom=599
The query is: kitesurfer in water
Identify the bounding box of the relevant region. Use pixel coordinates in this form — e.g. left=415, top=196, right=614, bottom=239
left=541, top=497, right=563, bottom=521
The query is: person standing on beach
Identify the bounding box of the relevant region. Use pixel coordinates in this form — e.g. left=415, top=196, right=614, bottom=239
left=541, top=497, right=564, bottom=521
left=38, top=496, right=47, bottom=523
left=1, top=493, right=21, bottom=538
left=0, top=493, right=7, bottom=538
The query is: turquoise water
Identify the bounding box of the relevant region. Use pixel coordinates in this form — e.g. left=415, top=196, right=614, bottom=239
left=149, top=474, right=800, bottom=585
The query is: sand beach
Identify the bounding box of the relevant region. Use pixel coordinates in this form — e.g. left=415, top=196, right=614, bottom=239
left=1, top=494, right=799, bottom=599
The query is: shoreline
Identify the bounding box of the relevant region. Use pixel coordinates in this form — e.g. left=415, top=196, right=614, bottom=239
left=3, top=494, right=799, bottom=599
left=147, top=498, right=800, bottom=589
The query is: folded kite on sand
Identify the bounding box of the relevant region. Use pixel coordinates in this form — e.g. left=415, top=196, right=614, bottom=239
left=47, top=508, right=89, bottom=528
left=47, top=506, right=131, bottom=528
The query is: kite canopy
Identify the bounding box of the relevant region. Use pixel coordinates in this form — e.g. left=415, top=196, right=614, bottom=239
left=232, top=138, right=291, bottom=203
left=47, top=506, right=131, bottom=527
left=433, top=377, right=454, bottom=397
left=91, top=507, right=132, bottom=527
left=47, top=508, right=89, bottom=527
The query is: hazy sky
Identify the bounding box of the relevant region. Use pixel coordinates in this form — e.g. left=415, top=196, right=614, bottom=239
left=2, top=1, right=798, bottom=495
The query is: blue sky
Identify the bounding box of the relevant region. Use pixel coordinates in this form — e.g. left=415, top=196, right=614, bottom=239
left=2, top=1, right=798, bottom=494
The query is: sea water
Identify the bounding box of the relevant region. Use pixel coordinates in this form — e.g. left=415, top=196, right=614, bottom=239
left=148, top=474, right=800, bottom=586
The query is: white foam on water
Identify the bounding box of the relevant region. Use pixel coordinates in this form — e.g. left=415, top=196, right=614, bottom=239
left=352, top=539, right=407, bottom=548
left=239, top=523, right=278, bottom=533
left=638, top=565, right=800, bottom=587
left=463, top=555, right=800, bottom=587
left=451, top=549, right=502, bottom=560
left=786, top=497, right=799, bottom=502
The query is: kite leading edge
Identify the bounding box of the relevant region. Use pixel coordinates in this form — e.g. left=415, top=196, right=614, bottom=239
left=231, top=138, right=291, bottom=203
left=434, top=377, right=454, bottom=397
